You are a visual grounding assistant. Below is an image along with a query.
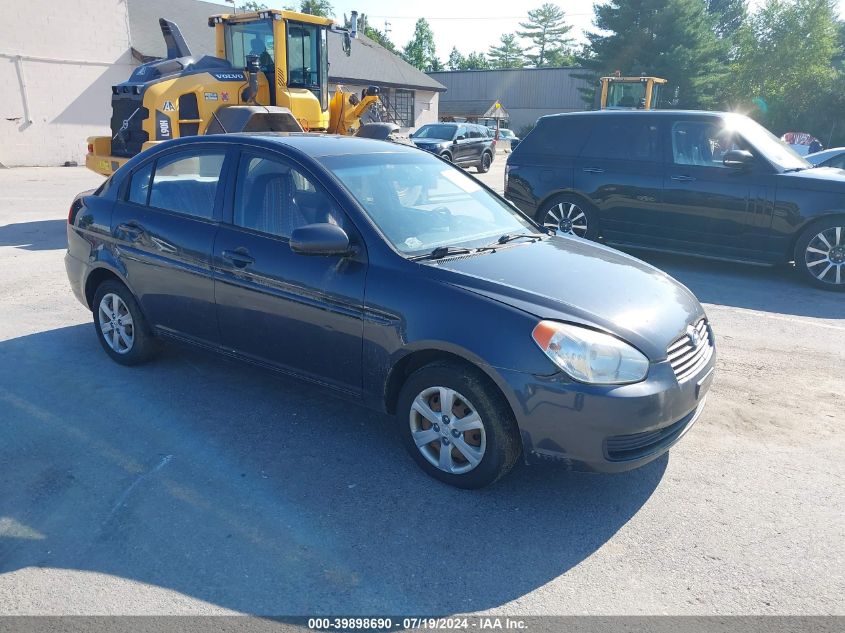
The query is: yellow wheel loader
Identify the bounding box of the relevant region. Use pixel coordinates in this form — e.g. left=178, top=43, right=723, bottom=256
left=87, top=9, right=384, bottom=176
left=597, top=75, right=667, bottom=110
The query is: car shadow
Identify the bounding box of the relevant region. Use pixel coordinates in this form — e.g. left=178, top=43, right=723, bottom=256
left=0, top=220, right=68, bottom=251
left=622, top=249, right=844, bottom=320
left=0, top=325, right=667, bottom=614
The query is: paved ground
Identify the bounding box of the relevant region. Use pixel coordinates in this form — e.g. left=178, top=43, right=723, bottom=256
left=0, top=166, right=843, bottom=616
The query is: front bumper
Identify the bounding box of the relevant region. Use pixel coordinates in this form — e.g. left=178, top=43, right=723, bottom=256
left=497, top=353, right=715, bottom=472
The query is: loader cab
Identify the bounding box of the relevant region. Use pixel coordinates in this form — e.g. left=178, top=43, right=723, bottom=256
left=598, top=76, right=667, bottom=110
left=212, top=9, right=332, bottom=130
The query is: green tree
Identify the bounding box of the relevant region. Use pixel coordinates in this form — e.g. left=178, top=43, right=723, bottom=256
left=402, top=18, right=441, bottom=72
left=447, top=47, right=465, bottom=70
left=517, top=3, right=574, bottom=67
left=240, top=1, right=268, bottom=10
left=461, top=52, right=490, bottom=70
left=728, top=0, right=840, bottom=139
left=488, top=34, right=526, bottom=68
left=580, top=0, right=727, bottom=108
left=299, top=0, right=333, bottom=17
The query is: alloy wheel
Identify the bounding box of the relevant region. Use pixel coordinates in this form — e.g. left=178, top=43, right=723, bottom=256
left=805, top=225, right=845, bottom=286
left=544, top=202, right=588, bottom=237
left=409, top=386, right=486, bottom=475
left=98, top=293, right=135, bottom=354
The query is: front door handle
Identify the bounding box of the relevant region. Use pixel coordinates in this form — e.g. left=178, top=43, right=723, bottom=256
left=222, top=248, right=255, bottom=268
left=582, top=167, right=605, bottom=174
left=671, top=175, right=696, bottom=182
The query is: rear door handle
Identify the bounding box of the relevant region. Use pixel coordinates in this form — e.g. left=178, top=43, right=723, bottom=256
left=671, top=175, right=696, bottom=182
left=582, top=167, right=605, bottom=174
left=222, top=249, right=255, bottom=268
left=116, top=222, right=144, bottom=241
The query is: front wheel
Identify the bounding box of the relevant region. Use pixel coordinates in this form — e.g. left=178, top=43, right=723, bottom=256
left=397, top=362, right=521, bottom=489
left=477, top=152, right=492, bottom=173
left=536, top=196, right=598, bottom=240
left=794, top=218, right=845, bottom=290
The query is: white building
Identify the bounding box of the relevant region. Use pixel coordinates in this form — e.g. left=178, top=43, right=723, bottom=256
left=0, top=0, right=445, bottom=167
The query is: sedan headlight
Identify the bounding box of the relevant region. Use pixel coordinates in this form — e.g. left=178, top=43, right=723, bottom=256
left=532, top=320, right=649, bottom=384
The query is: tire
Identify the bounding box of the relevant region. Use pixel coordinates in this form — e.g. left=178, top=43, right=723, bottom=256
left=477, top=151, right=492, bottom=174
left=794, top=217, right=845, bottom=290
left=396, top=362, right=521, bottom=489
left=536, top=195, right=598, bottom=240
left=440, top=152, right=452, bottom=163
left=92, top=279, right=159, bottom=365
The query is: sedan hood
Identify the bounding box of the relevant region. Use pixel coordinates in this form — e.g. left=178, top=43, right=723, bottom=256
left=431, top=237, right=705, bottom=361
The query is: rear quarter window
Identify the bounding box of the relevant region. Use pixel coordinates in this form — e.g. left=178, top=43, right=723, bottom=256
left=515, top=116, right=592, bottom=157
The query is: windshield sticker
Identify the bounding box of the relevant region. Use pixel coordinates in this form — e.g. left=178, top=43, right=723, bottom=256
left=404, top=237, right=423, bottom=250
left=441, top=169, right=481, bottom=193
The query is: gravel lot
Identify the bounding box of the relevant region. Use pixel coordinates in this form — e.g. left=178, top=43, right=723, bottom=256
left=0, top=164, right=842, bottom=616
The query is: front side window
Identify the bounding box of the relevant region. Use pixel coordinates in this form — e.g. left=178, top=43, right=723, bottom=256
left=225, top=20, right=275, bottom=72
left=320, top=152, right=538, bottom=256
left=148, top=151, right=225, bottom=219
left=671, top=121, right=748, bottom=169
left=723, top=114, right=809, bottom=171
left=234, top=153, right=344, bottom=238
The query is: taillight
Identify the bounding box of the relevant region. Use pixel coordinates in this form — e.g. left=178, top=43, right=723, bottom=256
left=68, top=199, right=82, bottom=225
left=87, top=143, right=94, bottom=154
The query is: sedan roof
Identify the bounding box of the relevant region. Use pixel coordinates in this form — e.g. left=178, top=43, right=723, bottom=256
left=216, top=132, right=419, bottom=158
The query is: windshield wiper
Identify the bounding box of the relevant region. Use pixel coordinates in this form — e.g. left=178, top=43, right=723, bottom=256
left=409, top=245, right=476, bottom=261
left=485, top=233, right=543, bottom=248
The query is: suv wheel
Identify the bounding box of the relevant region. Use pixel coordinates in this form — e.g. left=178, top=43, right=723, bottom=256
left=477, top=152, right=492, bottom=174
left=440, top=152, right=453, bottom=163
left=92, top=280, right=159, bottom=365
left=537, top=195, right=598, bottom=240
left=397, top=362, right=521, bottom=489
left=794, top=218, right=845, bottom=290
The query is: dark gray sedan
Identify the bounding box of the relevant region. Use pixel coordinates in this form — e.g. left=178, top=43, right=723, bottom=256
left=65, top=133, right=714, bottom=488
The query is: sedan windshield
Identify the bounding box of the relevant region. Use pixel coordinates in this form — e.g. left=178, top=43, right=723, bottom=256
left=320, top=152, right=538, bottom=256
left=725, top=114, right=811, bottom=171
left=413, top=125, right=456, bottom=141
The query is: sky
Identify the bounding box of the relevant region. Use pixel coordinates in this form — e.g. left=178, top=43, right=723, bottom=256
left=220, top=0, right=845, bottom=60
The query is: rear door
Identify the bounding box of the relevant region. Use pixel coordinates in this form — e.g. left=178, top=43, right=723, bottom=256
left=213, top=148, right=367, bottom=393
left=466, top=125, right=486, bottom=164
left=574, top=115, right=664, bottom=240
left=110, top=147, right=230, bottom=345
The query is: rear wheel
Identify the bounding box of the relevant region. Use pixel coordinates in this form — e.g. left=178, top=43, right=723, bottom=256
left=477, top=151, right=492, bottom=173
left=397, top=362, right=521, bottom=489
left=537, top=195, right=598, bottom=240
left=92, top=280, right=158, bottom=365
left=440, top=152, right=453, bottom=163
left=794, top=218, right=845, bottom=290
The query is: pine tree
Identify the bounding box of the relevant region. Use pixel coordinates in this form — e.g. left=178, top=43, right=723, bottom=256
left=402, top=18, right=441, bottom=72
left=517, top=3, right=574, bottom=67
left=706, top=0, right=747, bottom=39
left=461, top=52, right=490, bottom=70
left=488, top=34, right=526, bottom=68
left=581, top=0, right=727, bottom=109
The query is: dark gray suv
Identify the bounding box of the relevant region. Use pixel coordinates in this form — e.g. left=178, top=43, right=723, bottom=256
left=410, top=123, right=495, bottom=173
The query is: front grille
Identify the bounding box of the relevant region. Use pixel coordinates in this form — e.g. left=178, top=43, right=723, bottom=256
left=605, top=406, right=698, bottom=461
left=110, top=95, right=148, bottom=158
left=667, top=318, right=713, bottom=383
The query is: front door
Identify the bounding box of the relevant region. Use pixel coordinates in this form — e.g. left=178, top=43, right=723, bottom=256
left=110, top=148, right=230, bottom=345
left=658, top=118, right=768, bottom=258
left=213, top=150, right=367, bottom=393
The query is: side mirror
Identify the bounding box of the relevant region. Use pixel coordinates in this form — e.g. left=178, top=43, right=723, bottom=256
left=290, top=223, right=352, bottom=256
left=408, top=131, right=415, bottom=138
left=723, top=149, right=753, bottom=168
